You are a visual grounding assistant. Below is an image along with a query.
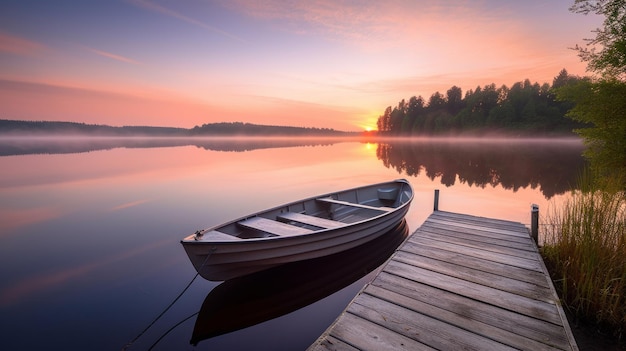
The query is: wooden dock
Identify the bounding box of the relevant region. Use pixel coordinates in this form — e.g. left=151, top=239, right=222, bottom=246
left=308, top=210, right=578, bottom=351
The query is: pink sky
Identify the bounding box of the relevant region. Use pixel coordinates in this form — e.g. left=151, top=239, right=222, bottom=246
left=0, top=1, right=601, bottom=131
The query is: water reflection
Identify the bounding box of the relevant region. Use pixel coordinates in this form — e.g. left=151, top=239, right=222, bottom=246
left=0, top=137, right=585, bottom=350
left=0, top=137, right=343, bottom=156
left=0, top=136, right=586, bottom=199
left=376, top=138, right=586, bottom=198
left=190, top=220, right=408, bottom=345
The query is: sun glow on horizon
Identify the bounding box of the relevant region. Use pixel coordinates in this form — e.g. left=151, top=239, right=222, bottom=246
left=0, top=1, right=602, bottom=130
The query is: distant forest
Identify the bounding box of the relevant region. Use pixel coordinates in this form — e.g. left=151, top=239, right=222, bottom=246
left=1, top=69, right=588, bottom=137
left=0, top=120, right=350, bottom=137
left=377, top=69, right=587, bottom=135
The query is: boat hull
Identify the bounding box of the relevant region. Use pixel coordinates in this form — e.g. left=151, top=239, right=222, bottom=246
left=181, top=179, right=413, bottom=281
left=190, top=219, right=409, bottom=344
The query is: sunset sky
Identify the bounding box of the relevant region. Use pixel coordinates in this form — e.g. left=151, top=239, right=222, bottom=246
left=0, top=0, right=601, bottom=131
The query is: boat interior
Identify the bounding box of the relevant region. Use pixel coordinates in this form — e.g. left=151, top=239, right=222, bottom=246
left=193, top=182, right=411, bottom=241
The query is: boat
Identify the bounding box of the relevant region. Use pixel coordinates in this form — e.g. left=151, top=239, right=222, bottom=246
left=190, top=220, right=408, bottom=345
left=181, top=179, right=413, bottom=281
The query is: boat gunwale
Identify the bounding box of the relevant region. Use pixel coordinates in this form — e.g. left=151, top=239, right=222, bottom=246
left=181, top=179, right=413, bottom=244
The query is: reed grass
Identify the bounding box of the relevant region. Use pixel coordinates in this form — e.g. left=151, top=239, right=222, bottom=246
left=542, top=172, right=626, bottom=340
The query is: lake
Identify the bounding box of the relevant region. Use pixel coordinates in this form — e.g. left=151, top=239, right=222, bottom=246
left=0, top=136, right=585, bottom=350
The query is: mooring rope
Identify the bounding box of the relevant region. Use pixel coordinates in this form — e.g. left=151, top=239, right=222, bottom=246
left=122, top=247, right=216, bottom=350
left=147, top=312, right=199, bottom=350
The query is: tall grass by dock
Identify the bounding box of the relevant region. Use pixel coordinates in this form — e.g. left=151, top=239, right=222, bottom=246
left=542, top=173, right=626, bottom=340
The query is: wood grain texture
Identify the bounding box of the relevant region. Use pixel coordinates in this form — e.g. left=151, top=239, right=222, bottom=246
left=308, top=211, right=578, bottom=351
left=237, top=216, right=314, bottom=236
left=277, top=212, right=345, bottom=228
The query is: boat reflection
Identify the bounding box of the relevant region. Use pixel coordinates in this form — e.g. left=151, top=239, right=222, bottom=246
left=190, top=219, right=409, bottom=345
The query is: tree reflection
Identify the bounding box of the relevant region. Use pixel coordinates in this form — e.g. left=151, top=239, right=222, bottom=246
left=376, top=139, right=586, bottom=198
left=0, top=137, right=341, bottom=156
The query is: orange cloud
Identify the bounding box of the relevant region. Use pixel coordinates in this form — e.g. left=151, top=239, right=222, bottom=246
left=0, top=31, right=45, bottom=56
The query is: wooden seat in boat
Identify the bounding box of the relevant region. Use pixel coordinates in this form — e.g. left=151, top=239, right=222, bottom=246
left=238, top=216, right=314, bottom=236
left=316, top=198, right=393, bottom=212
left=277, top=212, right=344, bottom=229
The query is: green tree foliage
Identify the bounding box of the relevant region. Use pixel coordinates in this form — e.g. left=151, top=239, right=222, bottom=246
left=446, top=86, right=464, bottom=115
left=556, top=0, right=626, bottom=181
left=571, top=0, right=626, bottom=80
left=376, top=70, right=586, bottom=135
left=557, top=79, right=626, bottom=178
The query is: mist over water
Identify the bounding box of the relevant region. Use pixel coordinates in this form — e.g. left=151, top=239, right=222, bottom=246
left=0, top=135, right=346, bottom=156
left=0, top=136, right=585, bottom=350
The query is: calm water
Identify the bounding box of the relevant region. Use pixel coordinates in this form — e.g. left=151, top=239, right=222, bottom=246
left=0, top=137, right=585, bottom=350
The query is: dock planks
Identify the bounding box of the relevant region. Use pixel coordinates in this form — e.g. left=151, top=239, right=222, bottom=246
left=308, top=211, right=578, bottom=351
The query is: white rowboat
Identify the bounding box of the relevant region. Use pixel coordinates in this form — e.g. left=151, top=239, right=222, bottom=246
left=181, top=179, right=413, bottom=281
left=189, top=220, right=408, bottom=344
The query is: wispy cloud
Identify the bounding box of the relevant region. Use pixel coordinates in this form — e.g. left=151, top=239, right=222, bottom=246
left=129, top=0, right=246, bottom=43
left=86, top=46, right=141, bottom=64
left=221, top=0, right=393, bottom=45
left=219, top=1, right=427, bottom=39
left=0, top=31, right=46, bottom=56
left=219, top=0, right=532, bottom=54
left=110, top=199, right=151, bottom=211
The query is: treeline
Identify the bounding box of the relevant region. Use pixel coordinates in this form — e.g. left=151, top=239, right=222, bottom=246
left=0, top=120, right=188, bottom=136
left=377, top=69, right=587, bottom=135
left=189, top=122, right=347, bottom=136
left=0, top=120, right=349, bottom=137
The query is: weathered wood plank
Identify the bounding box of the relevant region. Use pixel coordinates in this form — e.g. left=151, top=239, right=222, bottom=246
left=383, top=260, right=562, bottom=325
left=364, top=284, right=564, bottom=351
left=316, top=198, right=392, bottom=212
left=407, top=235, right=543, bottom=271
left=349, top=293, right=518, bottom=351
left=426, top=217, right=529, bottom=238
left=307, top=335, right=360, bottom=351
left=370, top=272, right=571, bottom=350
left=238, top=216, right=313, bottom=236
left=416, top=228, right=537, bottom=257
left=309, top=210, right=577, bottom=351
left=398, top=240, right=549, bottom=287
left=431, top=211, right=528, bottom=230
left=277, top=212, right=345, bottom=228
left=414, top=229, right=538, bottom=260
left=392, top=250, right=554, bottom=302
left=419, top=221, right=535, bottom=248
left=316, top=312, right=435, bottom=351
